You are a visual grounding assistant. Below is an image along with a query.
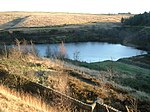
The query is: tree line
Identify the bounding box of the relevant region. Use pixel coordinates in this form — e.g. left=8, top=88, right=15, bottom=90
left=121, top=11, right=150, bottom=26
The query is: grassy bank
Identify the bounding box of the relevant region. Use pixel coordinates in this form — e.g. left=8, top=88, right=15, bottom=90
left=66, top=53, right=150, bottom=94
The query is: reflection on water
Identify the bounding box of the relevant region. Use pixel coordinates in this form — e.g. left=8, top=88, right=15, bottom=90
left=21, top=42, right=147, bottom=62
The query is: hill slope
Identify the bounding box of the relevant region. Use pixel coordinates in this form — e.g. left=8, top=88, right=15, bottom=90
left=0, top=84, right=55, bottom=112
left=0, top=12, right=131, bottom=28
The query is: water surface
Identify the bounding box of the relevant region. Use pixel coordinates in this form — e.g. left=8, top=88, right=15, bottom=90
left=24, top=42, right=147, bottom=62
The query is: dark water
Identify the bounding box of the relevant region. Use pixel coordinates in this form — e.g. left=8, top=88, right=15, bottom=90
left=22, top=42, right=147, bottom=62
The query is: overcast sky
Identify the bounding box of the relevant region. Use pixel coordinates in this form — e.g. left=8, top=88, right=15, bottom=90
left=0, top=0, right=149, bottom=14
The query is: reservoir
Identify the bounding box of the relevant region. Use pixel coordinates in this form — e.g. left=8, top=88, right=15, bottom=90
left=21, top=42, right=147, bottom=62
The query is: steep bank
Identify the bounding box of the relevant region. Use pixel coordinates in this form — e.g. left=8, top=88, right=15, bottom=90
left=0, top=23, right=150, bottom=51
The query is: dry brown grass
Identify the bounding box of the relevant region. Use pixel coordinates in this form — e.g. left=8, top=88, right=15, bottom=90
left=0, top=12, right=131, bottom=27
left=0, top=45, right=74, bottom=111
left=1, top=43, right=147, bottom=111
left=0, top=84, right=57, bottom=112
left=47, top=72, right=70, bottom=94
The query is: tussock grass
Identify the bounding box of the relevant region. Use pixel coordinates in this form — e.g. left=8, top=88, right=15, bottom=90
left=0, top=84, right=56, bottom=112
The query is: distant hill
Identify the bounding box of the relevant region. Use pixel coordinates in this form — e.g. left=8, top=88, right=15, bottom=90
left=0, top=12, right=131, bottom=28
left=122, top=12, right=150, bottom=26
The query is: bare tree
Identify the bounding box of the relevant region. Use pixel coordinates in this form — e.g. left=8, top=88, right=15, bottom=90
left=45, top=45, right=52, bottom=58
left=15, top=38, right=22, bottom=58
left=22, top=39, right=30, bottom=55
left=30, top=40, right=39, bottom=57
left=73, top=50, right=80, bottom=61
left=58, top=41, right=67, bottom=59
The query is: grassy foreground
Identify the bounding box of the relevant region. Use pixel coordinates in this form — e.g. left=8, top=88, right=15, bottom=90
left=0, top=44, right=150, bottom=112
left=0, top=84, right=55, bottom=112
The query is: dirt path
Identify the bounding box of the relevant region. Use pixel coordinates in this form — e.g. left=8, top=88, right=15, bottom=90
left=0, top=16, right=29, bottom=30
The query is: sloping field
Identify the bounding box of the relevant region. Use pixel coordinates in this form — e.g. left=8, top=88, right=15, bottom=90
left=0, top=12, right=131, bottom=27
left=0, top=84, right=55, bottom=112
